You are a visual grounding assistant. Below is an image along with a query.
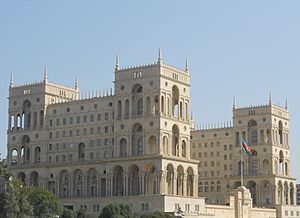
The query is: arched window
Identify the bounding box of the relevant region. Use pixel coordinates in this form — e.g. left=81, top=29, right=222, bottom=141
left=146, top=97, right=151, bottom=114
left=235, top=132, right=240, bottom=145
left=132, top=84, right=143, bottom=116
left=248, top=119, right=257, bottom=145
left=11, top=148, right=18, bottom=165
left=132, top=123, right=143, bottom=156
left=161, top=96, right=165, bottom=113
left=117, top=100, right=122, bottom=119
left=172, top=86, right=179, bottom=118
left=279, top=150, right=284, bottom=175
left=128, top=165, right=139, bottom=195
left=119, top=138, right=127, bottom=157
left=182, top=140, right=187, bottom=157
left=78, top=143, right=85, bottom=160
left=33, top=111, right=37, bottom=129
left=39, top=110, right=44, bottom=127
left=125, top=99, right=129, bottom=119
left=112, top=166, right=124, bottom=196
left=279, top=121, right=283, bottom=144
left=172, top=125, right=179, bottom=156
left=154, top=95, right=159, bottom=114
left=34, top=146, right=41, bottom=162
left=10, top=114, right=15, bottom=130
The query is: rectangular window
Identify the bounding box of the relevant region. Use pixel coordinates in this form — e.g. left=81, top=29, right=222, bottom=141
left=63, top=131, right=66, bottom=137
left=49, top=132, right=52, bottom=139
left=76, top=129, right=80, bottom=136
left=56, top=131, right=59, bottom=138
left=69, top=154, right=73, bottom=161
left=49, top=144, right=52, bottom=151
left=56, top=119, right=60, bottom=126
left=76, top=116, right=80, bottom=124
left=70, top=116, right=73, bottom=125
left=69, top=130, right=73, bottom=137
left=83, top=128, right=87, bottom=135
left=63, top=118, right=66, bottom=125
left=97, top=127, right=101, bottom=134
left=105, top=126, right=108, bottom=133
left=90, top=152, right=94, bottom=160
left=84, top=115, right=87, bottom=123
left=49, top=119, right=53, bottom=127
left=105, top=113, right=108, bottom=120
left=97, top=113, right=101, bottom=121
left=90, top=114, right=94, bottom=122
left=90, top=128, right=94, bottom=135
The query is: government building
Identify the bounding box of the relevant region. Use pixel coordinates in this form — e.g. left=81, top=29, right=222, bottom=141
left=6, top=52, right=300, bottom=217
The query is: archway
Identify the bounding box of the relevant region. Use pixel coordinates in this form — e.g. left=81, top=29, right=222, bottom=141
left=148, top=135, right=157, bottom=155
left=172, top=125, right=179, bottom=156
left=119, top=138, right=127, bottom=157
left=113, top=166, right=124, bottom=196
left=128, top=165, right=139, bottom=195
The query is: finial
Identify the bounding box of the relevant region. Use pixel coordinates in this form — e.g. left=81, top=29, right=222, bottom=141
left=9, top=73, right=14, bottom=88
left=185, top=58, right=189, bottom=72
left=43, top=66, right=48, bottom=82
left=158, top=48, right=162, bottom=64
left=233, top=96, right=236, bottom=109
left=115, top=54, right=120, bottom=70
left=75, top=77, right=78, bottom=90
left=285, top=98, right=288, bottom=110
left=269, top=92, right=272, bottom=105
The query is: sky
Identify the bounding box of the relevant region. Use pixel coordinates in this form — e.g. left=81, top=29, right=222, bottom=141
left=0, top=1, right=299, bottom=180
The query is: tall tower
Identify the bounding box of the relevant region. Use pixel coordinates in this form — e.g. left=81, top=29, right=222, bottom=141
left=232, top=99, right=296, bottom=206
left=7, top=72, right=79, bottom=166
left=113, top=51, right=198, bottom=196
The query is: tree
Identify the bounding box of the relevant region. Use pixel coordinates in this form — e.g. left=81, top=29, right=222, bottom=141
left=61, top=208, right=75, bottom=218
left=99, top=203, right=133, bottom=218
left=0, top=177, right=32, bottom=218
left=76, top=208, right=86, bottom=218
left=27, top=187, right=60, bottom=218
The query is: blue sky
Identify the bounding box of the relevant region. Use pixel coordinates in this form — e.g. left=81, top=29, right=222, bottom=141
left=0, top=1, right=299, bottom=180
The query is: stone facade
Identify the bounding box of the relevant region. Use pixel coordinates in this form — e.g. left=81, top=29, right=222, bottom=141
left=7, top=53, right=200, bottom=216
left=191, top=96, right=297, bottom=208
left=6, top=52, right=300, bottom=217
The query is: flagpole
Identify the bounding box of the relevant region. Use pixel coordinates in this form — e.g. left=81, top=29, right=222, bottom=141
left=240, top=135, right=243, bottom=187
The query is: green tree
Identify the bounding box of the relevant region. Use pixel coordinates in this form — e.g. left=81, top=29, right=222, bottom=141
left=61, top=208, right=75, bottom=218
left=76, top=208, right=86, bottom=218
left=99, top=203, right=133, bottom=218
left=0, top=177, right=32, bottom=218
left=140, top=212, right=175, bottom=218
left=27, top=187, right=60, bottom=218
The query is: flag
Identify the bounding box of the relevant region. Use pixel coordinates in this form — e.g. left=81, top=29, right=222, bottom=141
left=241, top=140, right=253, bottom=157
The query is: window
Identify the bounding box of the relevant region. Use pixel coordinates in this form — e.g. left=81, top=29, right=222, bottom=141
left=49, top=119, right=53, bottom=127
left=97, top=113, right=101, bottom=121
left=90, top=114, right=94, bottom=122
left=105, top=113, right=108, bottom=120
left=49, top=132, right=52, bottom=139
left=56, top=119, right=60, bottom=126
left=77, top=116, right=80, bottom=124
left=90, top=128, right=94, bottom=135
left=105, top=126, right=108, bottom=133
left=69, top=117, right=73, bottom=124
left=83, top=115, right=87, bottom=123
left=63, top=118, right=66, bottom=125
left=49, top=144, right=52, bottom=151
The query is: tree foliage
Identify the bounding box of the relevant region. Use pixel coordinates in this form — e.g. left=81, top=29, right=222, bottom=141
left=0, top=162, right=60, bottom=218
left=61, top=208, right=76, bottom=218
left=27, top=187, right=60, bottom=218
left=99, top=203, right=133, bottom=218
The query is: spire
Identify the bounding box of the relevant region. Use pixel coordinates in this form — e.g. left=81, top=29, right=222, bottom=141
left=285, top=98, right=288, bottom=110
left=269, top=92, right=272, bottom=105
left=233, top=96, right=236, bottom=109
left=75, top=77, right=78, bottom=90
left=43, top=66, right=48, bottom=82
left=9, top=73, right=14, bottom=88
left=115, top=54, right=120, bottom=70
left=185, top=58, right=189, bottom=72
left=157, top=48, right=162, bottom=64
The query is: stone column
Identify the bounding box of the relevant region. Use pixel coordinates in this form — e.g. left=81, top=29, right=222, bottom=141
left=183, top=174, right=187, bottom=196
left=173, top=172, right=177, bottom=195
left=193, top=175, right=199, bottom=197
left=140, top=172, right=144, bottom=195
left=123, top=173, right=128, bottom=196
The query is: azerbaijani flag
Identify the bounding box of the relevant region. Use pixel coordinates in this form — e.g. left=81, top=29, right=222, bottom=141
left=241, top=140, right=253, bottom=157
